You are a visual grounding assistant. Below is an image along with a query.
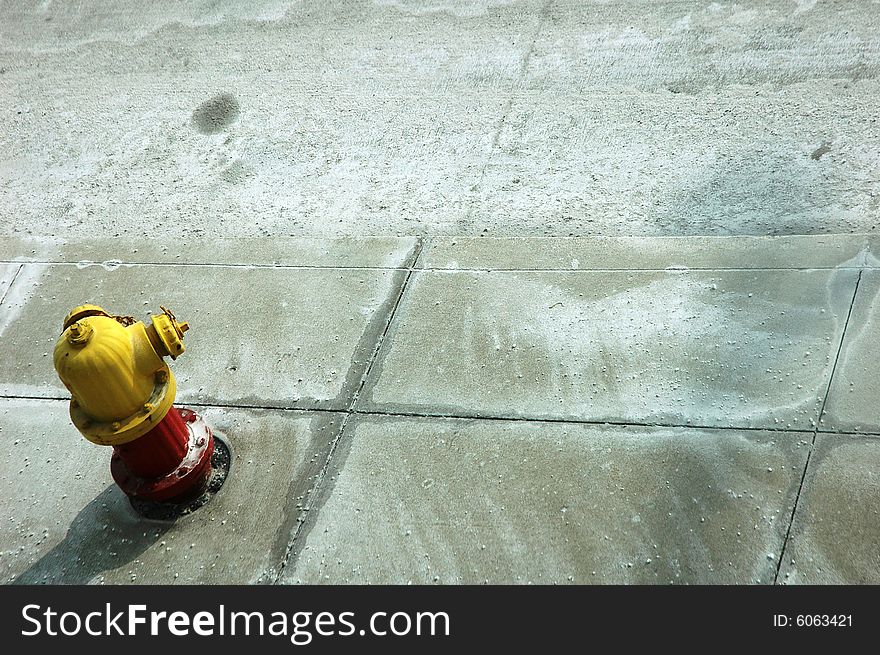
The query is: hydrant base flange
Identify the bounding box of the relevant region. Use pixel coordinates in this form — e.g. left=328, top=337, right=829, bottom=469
left=129, top=434, right=231, bottom=521
left=110, top=408, right=214, bottom=503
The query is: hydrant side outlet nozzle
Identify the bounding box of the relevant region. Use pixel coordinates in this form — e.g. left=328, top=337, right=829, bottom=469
left=53, top=304, right=214, bottom=504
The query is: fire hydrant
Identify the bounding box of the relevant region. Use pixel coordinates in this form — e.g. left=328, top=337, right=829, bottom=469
left=53, top=304, right=214, bottom=503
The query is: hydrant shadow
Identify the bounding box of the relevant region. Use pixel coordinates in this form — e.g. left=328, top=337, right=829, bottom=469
left=13, top=485, right=171, bottom=585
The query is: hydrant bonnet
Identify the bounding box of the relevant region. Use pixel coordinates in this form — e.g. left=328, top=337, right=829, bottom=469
left=53, top=306, right=181, bottom=446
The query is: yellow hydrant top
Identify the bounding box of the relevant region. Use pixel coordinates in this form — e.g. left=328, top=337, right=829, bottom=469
left=53, top=305, right=190, bottom=446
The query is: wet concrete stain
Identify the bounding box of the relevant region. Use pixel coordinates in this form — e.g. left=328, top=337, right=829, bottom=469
left=782, top=436, right=880, bottom=583
left=275, top=242, right=425, bottom=579
left=276, top=413, right=363, bottom=582
left=220, top=159, right=253, bottom=184
left=192, top=93, right=240, bottom=134
left=810, top=142, right=832, bottom=161
left=666, top=145, right=831, bottom=236
left=262, top=411, right=347, bottom=584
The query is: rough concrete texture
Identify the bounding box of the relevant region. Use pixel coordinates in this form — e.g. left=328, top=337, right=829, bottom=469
left=0, top=262, right=406, bottom=409
left=2, top=1, right=878, bottom=238
left=778, top=434, right=880, bottom=584
left=362, top=267, right=857, bottom=429
left=0, top=398, right=342, bottom=584
left=820, top=269, right=880, bottom=433
left=287, top=416, right=809, bottom=584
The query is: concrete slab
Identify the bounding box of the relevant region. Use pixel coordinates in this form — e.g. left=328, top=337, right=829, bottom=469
left=285, top=416, right=809, bottom=584
left=0, top=236, right=419, bottom=269
left=467, top=85, right=880, bottom=237
left=0, top=263, right=405, bottom=409
left=361, top=268, right=858, bottom=429
left=1, top=398, right=343, bottom=584
left=778, top=434, right=880, bottom=584
left=421, top=235, right=871, bottom=271
left=820, top=270, right=880, bottom=433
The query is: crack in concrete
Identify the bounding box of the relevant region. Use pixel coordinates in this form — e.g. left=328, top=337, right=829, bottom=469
left=463, top=0, right=554, bottom=230
left=350, top=407, right=818, bottom=436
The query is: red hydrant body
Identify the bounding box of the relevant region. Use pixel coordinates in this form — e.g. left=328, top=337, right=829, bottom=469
left=111, top=407, right=214, bottom=502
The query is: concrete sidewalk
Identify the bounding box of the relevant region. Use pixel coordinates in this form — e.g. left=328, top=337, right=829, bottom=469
left=2, top=0, right=879, bottom=238
left=1, top=235, right=879, bottom=584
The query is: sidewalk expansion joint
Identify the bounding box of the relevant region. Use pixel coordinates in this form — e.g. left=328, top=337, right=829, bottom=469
left=773, top=269, right=864, bottom=584
left=0, top=264, right=23, bottom=307
left=9, top=395, right=880, bottom=439
left=350, top=407, right=818, bottom=435
left=3, top=259, right=873, bottom=274
left=272, top=239, right=424, bottom=583
left=1, top=260, right=415, bottom=272
left=416, top=266, right=869, bottom=273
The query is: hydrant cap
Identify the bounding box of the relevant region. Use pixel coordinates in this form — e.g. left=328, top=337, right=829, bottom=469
left=151, top=306, right=189, bottom=359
